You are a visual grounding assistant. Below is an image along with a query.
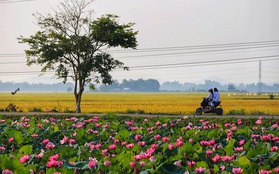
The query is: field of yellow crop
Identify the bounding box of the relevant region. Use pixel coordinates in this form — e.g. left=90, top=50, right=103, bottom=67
left=0, top=92, right=278, bottom=115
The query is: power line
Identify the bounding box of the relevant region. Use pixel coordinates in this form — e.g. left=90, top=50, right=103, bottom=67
left=1, top=55, right=279, bottom=75
left=127, top=55, right=279, bottom=70
left=0, top=62, right=26, bottom=64
left=115, top=44, right=279, bottom=59
left=111, top=40, right=279, bottom=53
left=0, top=0, right=36, bottom=4
left=1, top=40, right=279, bottom=58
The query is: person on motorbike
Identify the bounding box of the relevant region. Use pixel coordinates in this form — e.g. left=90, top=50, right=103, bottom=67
left=201, top=88, right=213, bottom=108
left=210, top=88, right=220, bottom=108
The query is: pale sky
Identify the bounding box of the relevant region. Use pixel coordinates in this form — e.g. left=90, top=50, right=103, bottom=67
left=0, top=0, right=279, bottom=85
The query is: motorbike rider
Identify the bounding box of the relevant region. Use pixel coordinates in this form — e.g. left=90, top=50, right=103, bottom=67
left=210, top=88, right=220, bottom=108
left=201, top=88, right=213, bottom=107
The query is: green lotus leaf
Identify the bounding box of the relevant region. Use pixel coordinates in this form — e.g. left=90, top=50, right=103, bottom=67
left=224, top=139, right=236, bottom=156
left=19, top=145, right=33, bottom=154
left=161, top=163, right=185, bottom=174
left=12, top=130, right=24, bottom=145
left=115, top=129, right=130, bottom=140
left=63, top=161, right=89, bottom=170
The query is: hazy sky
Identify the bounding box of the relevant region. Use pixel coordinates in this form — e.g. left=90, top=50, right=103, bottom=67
left=0, top=0, right=279, bottom=85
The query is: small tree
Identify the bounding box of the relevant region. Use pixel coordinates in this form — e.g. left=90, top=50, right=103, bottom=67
left=18, top=0, right=138, bottom=113
left=227, top=84, right=236, bottom=92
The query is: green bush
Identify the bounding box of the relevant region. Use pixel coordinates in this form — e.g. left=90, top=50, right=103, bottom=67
left=126, top=109, right=145, bottom=114
left=28, top=107, right=42, bottom=112
left=226, top=109, right=246, bottom=115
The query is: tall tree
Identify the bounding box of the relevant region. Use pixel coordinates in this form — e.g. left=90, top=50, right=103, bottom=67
left=18, top=0, right=138, bottom=113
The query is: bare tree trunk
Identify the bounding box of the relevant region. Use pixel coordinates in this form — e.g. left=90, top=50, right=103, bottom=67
left=74, top=78, right=84, bottom=113
left=75, top=94, right=81, bottom=113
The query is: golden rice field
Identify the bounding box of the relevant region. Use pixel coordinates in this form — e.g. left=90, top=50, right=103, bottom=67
left=0, top=92, right=278, bottom=115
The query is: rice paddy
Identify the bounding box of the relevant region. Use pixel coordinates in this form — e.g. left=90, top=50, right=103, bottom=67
left=0, top=92, right=278, bottom=115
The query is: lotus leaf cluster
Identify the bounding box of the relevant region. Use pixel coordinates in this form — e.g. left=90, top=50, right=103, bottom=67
left=0, top=115, right=279, bottom=174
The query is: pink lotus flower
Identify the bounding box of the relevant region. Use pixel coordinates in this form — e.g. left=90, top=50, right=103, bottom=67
left=126, top=143, right=134, bottom=149
left=237, top=119, right=242, bottom=125
left=255, top=119, right=262, bottom=125
left=49, top=154, right=59, bottom=161
left=37, top=123, right=43, bottom=128
left=212, top=154, right=221, bottom=162
left=168, top=143, right=175, bottom=150
left=272, top=124, right=278, bottom=129
left=126, top=120, right=134, bottom=126
left=221, top=155, right=234, bottom=162
left=45, top=142, right=55, bottom=149
left=206, top=150, right=213, bottom=156
left=174, top=160, right=182, bottom=167
left=46, top=160, right=58, bottom=168
left=154, top=134, right=161, bottom=140
left=60, top=136, right=69, bottom=144
left=270, top=146, right=278, bottom=152
left=19, top=154, right=30, bottom=164
left=176, top=141, right=183, bottom=147
left=114, top=139, right=120, bottom=144
left=251, top=134, right=260, bottom=139
left=234, top=147, right=243, bottom=152
left=36, top=153, right=44, bottom=159
left=101, top=149, right=108, bottom=155
left=95, top=123, right=102, bottom=127
left=195, top=167, right=206, bottom=173
left=162, top=123, right=168, bottom=127
left=104, top=160, right=111, bottom=166
left=134, top=154, right=143, bottom=161
left=139, top=161, right=146, bottom=167
left=42, top=139, right=50, bottom=145
left=134, top=134, right=141, bottom=140
left=150, top=144, right=158, bottom=149
left=259, top=169, right=272, bottom=174
left=30, top=134, right=38, bottom=138
left=129, top=161, right=136, bottom=167
left=69, top=139, right=76, bottom=144
left=149, top=156, right=156, bottom=161
left=155, top=121, right=161, bottom=126
left=162, top=137, right=170, bottom=142
left=0, top=146, right=5, bottom=151
left=2, top=169, right=13, bottom=174
left=138, top=141, right=145, bottom=147
left=108, top=144, right=117, bottom=150
left=8, top=137, right=14, bottom=143
left=187, top=160, right=196, bottom=167
left=232, top=167, right=243, bottom=174
left=273, top=137, right=279, bottom=142
left=88, top=158, right=98, bottom=169
left=273, top=168, right=279, bottom=173
left=238, top=139, right=245, bottom=146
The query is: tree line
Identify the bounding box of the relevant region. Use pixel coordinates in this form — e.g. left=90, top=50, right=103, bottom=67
left=1, top=79, right=278, bottom=92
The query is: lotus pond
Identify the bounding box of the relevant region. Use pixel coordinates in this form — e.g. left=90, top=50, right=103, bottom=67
left=1, top=114, right=279, bottom=174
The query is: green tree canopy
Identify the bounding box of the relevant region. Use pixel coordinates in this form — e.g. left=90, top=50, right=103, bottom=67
left=18, top=0, right=138, bottom=113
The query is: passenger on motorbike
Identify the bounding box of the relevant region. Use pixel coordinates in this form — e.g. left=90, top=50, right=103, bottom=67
left=210, top=88, right=220, bottom=108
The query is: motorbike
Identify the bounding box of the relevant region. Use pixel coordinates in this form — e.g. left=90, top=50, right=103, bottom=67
left=195, top=98, right=223, bottom=116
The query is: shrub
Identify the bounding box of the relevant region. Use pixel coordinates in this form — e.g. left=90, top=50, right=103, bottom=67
left=250, top=110, right=267, bottom=115
left=226, top=109, right=246, bottom=115
left=126, top=109, right=145, bottom=114
left=28, top=107, right=42, bottom=112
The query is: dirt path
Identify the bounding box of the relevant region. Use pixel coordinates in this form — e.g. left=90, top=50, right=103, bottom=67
left=0, top=112, right=279, bottom=119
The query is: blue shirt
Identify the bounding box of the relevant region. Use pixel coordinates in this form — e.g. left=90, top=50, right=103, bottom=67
left=213, top=91, right=220, bottom=102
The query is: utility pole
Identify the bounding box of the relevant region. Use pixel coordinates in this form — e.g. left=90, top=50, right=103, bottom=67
left=258, top=60, right=262, bottom=95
